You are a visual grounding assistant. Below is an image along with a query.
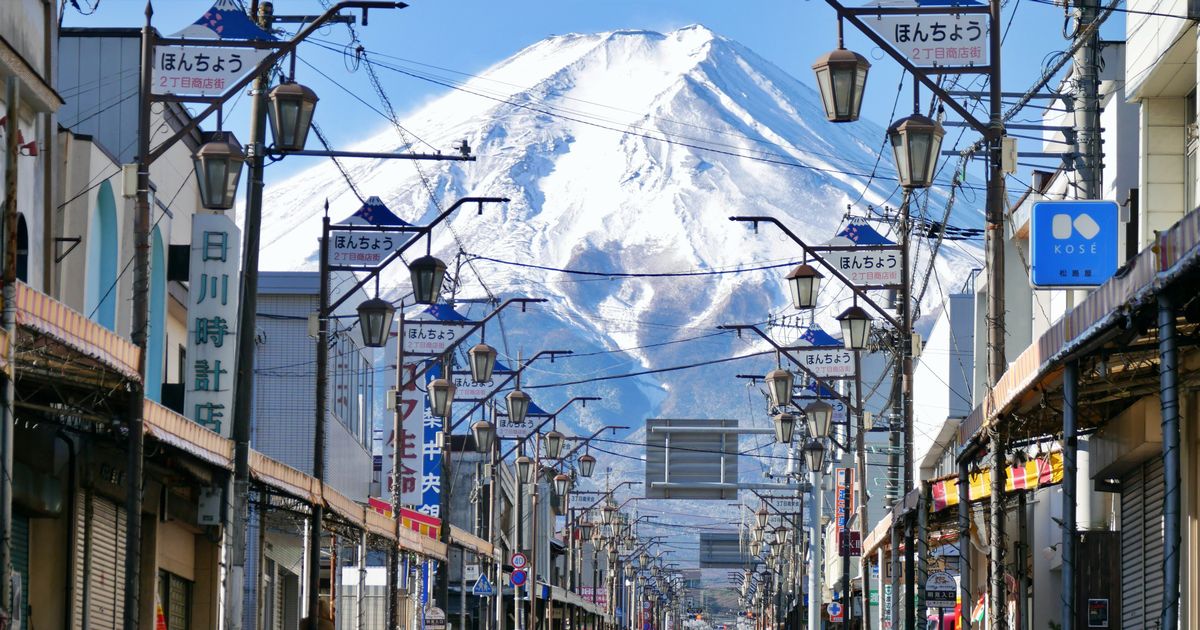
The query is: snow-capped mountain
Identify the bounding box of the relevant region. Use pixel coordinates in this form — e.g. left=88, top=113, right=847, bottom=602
left=258, top=26, right=976, bottom=499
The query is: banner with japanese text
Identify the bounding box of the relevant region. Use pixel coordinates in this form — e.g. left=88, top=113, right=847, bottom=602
left=184, top=213, right=241, bottom=438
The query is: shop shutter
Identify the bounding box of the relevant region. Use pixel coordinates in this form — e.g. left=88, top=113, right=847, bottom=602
left=1120, top=457, right=1165, bottom=630
left=73, top=490, right=127, bottom=629
left=12, top=513, right=29, bottom=630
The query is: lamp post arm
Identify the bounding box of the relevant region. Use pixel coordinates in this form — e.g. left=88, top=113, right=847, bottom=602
left=555, top=422, right=626, bottom=464
left=399, top=297, right=547, bottom=391
left=497, top=396, right=593, bottom=460
left=718, top=323, right=860, bottom=414
left=147, top=0, right=406, bottom=164
left=328, top=196, right=511, bottom=313
left=447, top=349, right=574, bottom=432
left=728, top=215, right=902, bottom=329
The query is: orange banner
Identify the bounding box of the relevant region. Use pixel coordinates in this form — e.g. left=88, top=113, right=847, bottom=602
left=931, top=452, right=1063, bottom=512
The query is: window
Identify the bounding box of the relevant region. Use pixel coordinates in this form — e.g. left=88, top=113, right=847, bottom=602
left=157, top=570, right=192, bottom=630
left=1187, top=90, right=1197, bottom=213
left=15, top=214, right=27, bottom=283
left=1126, top=188, right=1140, bottom=261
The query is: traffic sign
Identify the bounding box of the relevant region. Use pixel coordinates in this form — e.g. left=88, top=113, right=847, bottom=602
left=828, top=601, right=843, bottom=622
left=511, top=552, right=528, bottom=569
left=473, top=574, right=495, bottom=597
left=925, top=571, right=958, bottom=609
left=1030, top=200, right=1119, bottom=287
left=510, top=569, right=527, bottom=587
left=424, top=607, right=446, bottom=629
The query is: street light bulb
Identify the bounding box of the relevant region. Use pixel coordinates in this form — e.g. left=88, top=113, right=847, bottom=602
left=408, top=255, right=448, bottom=305
left=578, top=453, right=597, bottom=478
left=811, top=47, right=870, bottom=123
left=835, top=305, right=873, bottom=351
left=267, top=81, right=319, bottom=151
left=506, top=389, right=531, bottom=426
left=785, top=263, right=823, bottom=310
left=756, top=506, right=769, bottom=529
left=887, top=112, right=945, bottom=189
left=804, top=400, right=834, bottom=439
left=804, top=440, right=826, bottom=473
left=515, top=456, right=533, bottom=485
left=428, top=377, right=455, bottom=419
left=544, top=430, right=566, bottom=459
left=471, top=420, right=495, bottom=453
left=773, top=412, right=797, bottom=444
left=765, top=368, right=794, bottom=409
left=467, top=342, right=498, bottom=383
left=355, top=296, right=395, bottom=348
left=192, top=133, right=245, bottom=211
left=553, top=473, right=571, bottom=497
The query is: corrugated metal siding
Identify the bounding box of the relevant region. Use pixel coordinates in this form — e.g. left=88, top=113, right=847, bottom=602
left=12, top=513, right=28, bottom=630
left=1121, top=458, right=1166, bottom=629
left=72, top=490, right=127, bottom=629
left=57, top=32, right=142, bottom=163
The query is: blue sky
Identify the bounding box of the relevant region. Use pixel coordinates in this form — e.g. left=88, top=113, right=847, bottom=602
left=65, top=0, right=1125, bottom=204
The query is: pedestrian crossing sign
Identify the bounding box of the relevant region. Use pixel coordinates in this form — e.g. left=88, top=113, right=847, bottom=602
left=473, top=574, right=495, bottom=596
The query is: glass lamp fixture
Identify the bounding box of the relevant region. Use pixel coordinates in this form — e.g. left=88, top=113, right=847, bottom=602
left=785, top=263, right=823, bottom=309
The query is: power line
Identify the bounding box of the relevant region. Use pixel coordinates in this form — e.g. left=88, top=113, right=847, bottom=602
left=465, top=254, right=805, bottom=278
left=524, top=350, right=771, bottom=390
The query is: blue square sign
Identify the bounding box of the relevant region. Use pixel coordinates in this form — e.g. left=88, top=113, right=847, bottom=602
left=1030, top=200, right=1119, bottom=288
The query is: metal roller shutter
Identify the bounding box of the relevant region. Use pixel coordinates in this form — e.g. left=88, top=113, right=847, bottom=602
left=12, top=513, right=29, bottom=630
left=1120, top=457, right=1165, bottom=630
left=73, top=490, right=127, bottom=629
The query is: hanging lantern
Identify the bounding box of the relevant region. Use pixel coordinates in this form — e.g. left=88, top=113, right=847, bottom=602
left=355, top=296, right=395, bottom=348
left=506, top=389, right=531, bottom=426
left=764, top=368, right=794, bottom=409
left=836, top=305, right=873, bottom=350
left=267, top=81, right=319, bottom=151
left=773, top=412, right=797, bottom=444
left=471, top=420, right=495, bottom=453
left=408, top=255, right=447, bottom=305
left=515, top=456, right=532, bottom=485
left=553, top=473, right=571, bottom=497
left=751, top=526, right=764, bottom=543
left=785, top=263, right=823, bottom=309
left=887, top=112, right=945, bottom=189
left=544, top=430, right=565, bottom=459
left=603, top=502, right=618, bottom=525
left=756, top=505, right=769, bottom=529
left=804, top=440, right=826, bottom=473
left=578, top=452, right=597, bottom=478
left=579, top=520, right=594, bottom=541
left=804, top=400, right=834, bottom=439
left=192, top=133, right=245, bottom=210
left=428, top=377, right=455, bottom=419
left=467, top=342, right=498, bottom=383
left=812, top=47, right=871, bottom=123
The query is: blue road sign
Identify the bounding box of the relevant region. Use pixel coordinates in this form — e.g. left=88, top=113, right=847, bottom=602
left=510, top=569, right=527, bottom=587
left=473, top=574, right=494, bottom=596
left=1030, top=200, right=1119, bottom=288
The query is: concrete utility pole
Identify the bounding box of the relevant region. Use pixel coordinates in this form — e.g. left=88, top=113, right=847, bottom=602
left=1075, top=0, right=1103, bottom=201
left=1, top=75, right=20, bottom=629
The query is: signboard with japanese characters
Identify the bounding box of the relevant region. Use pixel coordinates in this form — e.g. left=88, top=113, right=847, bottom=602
left=793, top=325, right=854, bottom=378
left=834, top=467, right=857, bottom=554
left=451, top=367, right=514, bottom=402
left=398, top=361, right=443, bottom=518
left=497, top=409, right=537, bottom=439
left=184, top=213, right=241, bottom=438
left=820, top=220, right=902, bottom=288
left=329, top=229, right=408, bottom=269
left=871, top=13, right=990, bottom=67
left=152, top=46, right=269, bottom=97
left=152, top=1, right=275, bottom=97
left=394, top=363, right=424, bottom=508
left=401, top=320, right=470, bottom=356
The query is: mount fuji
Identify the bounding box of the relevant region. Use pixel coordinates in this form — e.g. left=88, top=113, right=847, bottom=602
left=257, top=25, right=977, bottom=498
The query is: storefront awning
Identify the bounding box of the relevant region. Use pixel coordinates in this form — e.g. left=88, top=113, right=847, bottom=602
left=15, top=282, right=141, bottom=383
left=449, top=524, right=499, bottom=561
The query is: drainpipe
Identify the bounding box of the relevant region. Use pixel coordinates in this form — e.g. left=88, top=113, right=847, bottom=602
left=1062, top=360, right=1078, bottom=630
left=957, top=446, right=975, bottom=630
left=1158, top=292, right=1181, bottom=630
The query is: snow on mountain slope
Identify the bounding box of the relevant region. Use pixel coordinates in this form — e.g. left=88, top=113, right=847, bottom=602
left=257, top=26, right=978, bottom=502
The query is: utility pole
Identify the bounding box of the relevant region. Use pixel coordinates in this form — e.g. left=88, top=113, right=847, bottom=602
left=1, top=76, right=20, bottom=630
left=229, top=3, right=273, bottom=628
left=1075, top=0, right=1102, bottom=201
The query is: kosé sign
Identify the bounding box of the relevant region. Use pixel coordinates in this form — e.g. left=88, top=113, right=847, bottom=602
left=1029, top=200, right=1118, bottom=288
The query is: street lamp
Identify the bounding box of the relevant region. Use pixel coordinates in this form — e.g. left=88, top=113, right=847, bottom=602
left=471, top=419, right=495, bottom=453
left=804, top=400, right=834, bottom=439
left=887, top=112, right=945, bottom=189
left=266, top=81, right=319, bottom=151
left=545, top=429, right=565, bottom=459
left=579, top=520, right=594, bottom=541
left=811, top=47, right=871, bottom=123
left=428, top=376, right=455, bottom=419
left=554, top=473, right=572, bottom=497
left=192, top=133, right=245, bottom=210
left=756, top=505, right=769, bottom=529
left=836, top=305, right=873, bottom=350
left=355, top=296, right=395, bottom=348
left=785, top=263, right=824, bottom=310
left=578, top=452, right=597, bottom=478
left=773, top=412, right=797, bottom=444
left=603, top=502, right=618, bottom=525
left=804, top=440, right=826, bottom=473
left=765, top=368, right=794, bottom=409
left=515, top=455, right=532, bottom=485
left=751, top=526, right=764, bottom=543
left=408, top=255, right=448, bottom=305
left=506, top=389, right=531, bottom=425
left=468, top=342, right=498, bottom=383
